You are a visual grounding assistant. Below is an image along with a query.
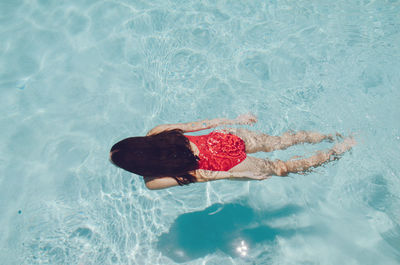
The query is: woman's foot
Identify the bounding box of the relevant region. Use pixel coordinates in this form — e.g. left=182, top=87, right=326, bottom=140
left=335, top=132, right=344, bottom=140
left=325, top=133, right=335, bottom=142
left=331, top=137, right=356, bottom=156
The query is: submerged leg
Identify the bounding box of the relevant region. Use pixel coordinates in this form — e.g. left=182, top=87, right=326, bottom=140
left=229, top=137, right=356, bottom=177
left=285, top=137, right=356, bottom=174
left=225, top=128, right=333, bottom=153
left=228, top=156, right=290, bottom=176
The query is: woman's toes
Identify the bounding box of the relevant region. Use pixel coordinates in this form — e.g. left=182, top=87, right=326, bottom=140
left=326, top=134, right=335, bottom=142
left=275, top=160, right=288, bottom=176
left=332, top=137, right=356, bottom=155
left=335, top=132, right=344, bottom=139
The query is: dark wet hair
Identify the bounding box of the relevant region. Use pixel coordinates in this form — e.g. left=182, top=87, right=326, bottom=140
left=110, top=129, right=199, bottom=185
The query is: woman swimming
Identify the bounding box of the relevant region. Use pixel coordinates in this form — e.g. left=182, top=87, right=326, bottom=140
left=109, top=114, right=355, bottom=190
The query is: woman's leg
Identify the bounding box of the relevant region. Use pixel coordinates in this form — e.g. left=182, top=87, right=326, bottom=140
left=229, top=137, right=355, bottom=176
left=228, top=156, right=288, bottom=176
left=285, top=137, right=355, bottom=174
left=224, top=128, right=333, bottom=153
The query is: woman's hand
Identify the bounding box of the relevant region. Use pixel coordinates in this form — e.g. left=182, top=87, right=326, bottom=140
left=234, top=113, right=258, bottom=126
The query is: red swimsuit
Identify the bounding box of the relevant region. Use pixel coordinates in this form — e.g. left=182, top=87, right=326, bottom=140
left=185, top=131, right=247, bottom=171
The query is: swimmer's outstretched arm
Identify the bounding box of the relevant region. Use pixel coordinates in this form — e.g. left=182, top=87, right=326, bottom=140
left=146, top=118, right=232, bottom=136
left=146, top=113, right=257, bottom=136
left=144, top=170, right=269, bottom=190
left=196, top=170, right=270, bottom=182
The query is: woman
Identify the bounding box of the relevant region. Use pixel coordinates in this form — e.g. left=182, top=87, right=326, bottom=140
left=109, top=114, right=355, bottom=190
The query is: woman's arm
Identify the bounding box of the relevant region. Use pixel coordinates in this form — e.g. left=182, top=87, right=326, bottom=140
left=143, top=169, right=270, bottom=190
left=144, top=176, right=180, bottom=190
left=146, top=118, right=232, bottom=136
left=146, top=113, right=257, bottom=136
left=195, top=170, right=271, bottom=182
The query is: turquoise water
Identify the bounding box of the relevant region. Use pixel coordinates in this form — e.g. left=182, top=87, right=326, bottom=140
left=1, top=0, right=400, bottom=264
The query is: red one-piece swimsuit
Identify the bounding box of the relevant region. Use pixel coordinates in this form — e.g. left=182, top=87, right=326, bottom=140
left=185, top=131, right=247, bottom=171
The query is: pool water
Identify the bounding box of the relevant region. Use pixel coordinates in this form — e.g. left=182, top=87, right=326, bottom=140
left=1, top=0, right=400, bottom=264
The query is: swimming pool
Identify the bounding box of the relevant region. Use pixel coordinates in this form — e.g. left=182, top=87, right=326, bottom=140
left=1, top=0, right=399, bottom=264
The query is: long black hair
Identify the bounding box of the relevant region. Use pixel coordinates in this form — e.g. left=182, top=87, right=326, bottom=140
left=110, top=129, right=199, bottom=185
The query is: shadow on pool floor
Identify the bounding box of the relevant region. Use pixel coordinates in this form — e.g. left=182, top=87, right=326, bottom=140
left=157, top=202, right=313, bottom=263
